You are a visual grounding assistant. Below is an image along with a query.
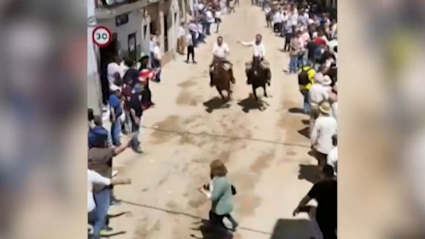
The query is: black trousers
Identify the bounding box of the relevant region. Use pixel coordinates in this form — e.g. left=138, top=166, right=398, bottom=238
left=284, top=33, right=293, bottom=51
left=316, top=214, right=337, bottom=239
left=187, top=45, right=195, bottom=62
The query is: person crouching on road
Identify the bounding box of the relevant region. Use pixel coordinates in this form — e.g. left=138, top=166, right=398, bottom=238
left=199, top=160, right=238, bottom=239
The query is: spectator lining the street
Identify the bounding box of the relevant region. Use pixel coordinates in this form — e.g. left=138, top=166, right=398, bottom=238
left=177, top=23, right=186, bottom=55
left=327, top=134, right=337, bottom=176
left=152, top=41, right=162, bottom=82
left=214, top=7, right=222, bottom=32
left=88, top=169, right=131, bottom=238
left=293, top=165, right=337, bottom=239
left=186, top=31, right=196, bottom=63
left=107, top=56, right=123, bottom=92
left=310, top=101, right=338, bottom=168
left=88, top=130, right=135, bottom=239
left=89, top=116, right=110, bottom=149
left=298, top=65, right=316, bottom=114
left=108, top=85, right=123, bottom=146
left=288, top=31, right=301, bottom=73
left=128, top=84, right=144, bottom=154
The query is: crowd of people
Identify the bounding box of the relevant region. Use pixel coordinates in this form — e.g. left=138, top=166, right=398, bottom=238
left=260, top=1, right=338, bottom=239
left=176, top=0, right=238, bottom=64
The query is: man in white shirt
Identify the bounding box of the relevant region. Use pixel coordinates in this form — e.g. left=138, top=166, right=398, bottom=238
left=310, top=102, right=337, bottom=168
left=214, top=8, right=222, bottom=33
left=152, top=41, right=162, bottom=82
left=239, top=34, right=271, bottom=85
left=107, top=56, right=122, bottom=92
left=209, top=36, right=234, bottom=85
left=327, top=135, right=338, bottom=176
left=205, top=8, right=214, bottom=35
left=88, top=169, right=131, bottom=239
left=185, top=33, right=196, bottom=63
left=272, top=10, right=282, bottom=33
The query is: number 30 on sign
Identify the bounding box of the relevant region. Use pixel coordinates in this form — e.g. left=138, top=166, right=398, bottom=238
left=92, top=26, right=112, bottom=47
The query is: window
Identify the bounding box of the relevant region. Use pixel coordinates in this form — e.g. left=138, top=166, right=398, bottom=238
left=116, top=13, right=129, bottom=27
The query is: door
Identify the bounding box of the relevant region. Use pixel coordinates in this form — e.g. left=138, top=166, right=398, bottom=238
left=99, top=33, right=118, bottom=104
left=163, top=13, right=169, bottom=52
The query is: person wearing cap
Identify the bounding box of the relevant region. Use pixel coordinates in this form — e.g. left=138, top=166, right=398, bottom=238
left=108, top=86, right=123, bottom=146
left=322, top=75, right=333, bottom=95
left=89, top=116, right=111, bottom=149
left=88, top=128, right=135, bottom=239
left=128, top=84, right=144, bottom=154
left=310, top=101, right=337, bottom=168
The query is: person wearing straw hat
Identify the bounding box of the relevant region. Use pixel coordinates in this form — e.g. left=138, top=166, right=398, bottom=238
left=308, top=72, right=329, bottom=131
left=310, top=101, right=337, bottom=168
left=322, top=75, right=333, bottom=95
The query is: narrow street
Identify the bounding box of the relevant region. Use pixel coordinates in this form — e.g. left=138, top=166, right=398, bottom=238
left=109, top=2, right=317, bottom=238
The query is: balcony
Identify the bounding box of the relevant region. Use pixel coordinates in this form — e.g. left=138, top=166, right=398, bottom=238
left=94, top=0, right=163, bottom=19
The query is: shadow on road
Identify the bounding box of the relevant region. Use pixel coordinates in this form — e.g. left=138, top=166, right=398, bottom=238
left=298, top=164, right=320, bottom=184
left=203, top=97, right=231, bottom=113
left=190, top=219, right=233, bottom=239
left=270, top=218, right=312, bottom=239
left=237, top=94, right=268, bottom=112
left=297, top=126, right=310, bottom=139
left=121, top=201, right=271, bottom=236
left=288, top=107, right=305, bottom=114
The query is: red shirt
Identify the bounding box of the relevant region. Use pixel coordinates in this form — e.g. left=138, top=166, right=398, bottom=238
left=139, top=69, right=156, bottom=85
left=314, top=38, right=327, bottom=46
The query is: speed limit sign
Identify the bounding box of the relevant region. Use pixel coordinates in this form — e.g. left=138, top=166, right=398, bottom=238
left=92, top=26, right=112, bottom=47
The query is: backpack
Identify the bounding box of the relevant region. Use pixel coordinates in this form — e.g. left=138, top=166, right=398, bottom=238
left=298, top=67, right=313, bottom=86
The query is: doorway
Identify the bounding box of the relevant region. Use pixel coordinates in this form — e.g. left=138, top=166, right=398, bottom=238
left=99, top=33, right=118, bottom=105
left=163, top=13, right=169, bottom=52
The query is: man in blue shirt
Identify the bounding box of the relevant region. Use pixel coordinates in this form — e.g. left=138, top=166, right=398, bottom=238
left=108, top=86, right=123, bottom=146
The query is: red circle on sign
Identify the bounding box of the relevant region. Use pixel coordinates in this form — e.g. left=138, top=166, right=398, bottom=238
left=92, top=26, right=112, bottom=47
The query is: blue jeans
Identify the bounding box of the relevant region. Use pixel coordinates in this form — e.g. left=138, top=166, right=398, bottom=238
left=300, top=89, right=310, bottom=114
left=298, top=52, right=307, bottom=68
left=289, top=56, right=298, bottom=73
left=88, top=209, right=97, bottom=227
left=110, top=117, right=121, bottom=146
left=131, top=121, right=141, bottom=150
left=93, top=187, right=111, bottom=239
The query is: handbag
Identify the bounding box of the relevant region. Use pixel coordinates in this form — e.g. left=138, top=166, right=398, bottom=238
left=231, top=184, right=237, bottom=195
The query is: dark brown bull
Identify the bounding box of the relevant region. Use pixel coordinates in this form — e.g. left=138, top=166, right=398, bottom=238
left=209, top=61, right=235, bottom=100
left=247, top=56, right=271, bottom=101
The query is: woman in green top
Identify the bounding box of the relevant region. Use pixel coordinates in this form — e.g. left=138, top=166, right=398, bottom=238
left=203, top=160, right=237, bottom=238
